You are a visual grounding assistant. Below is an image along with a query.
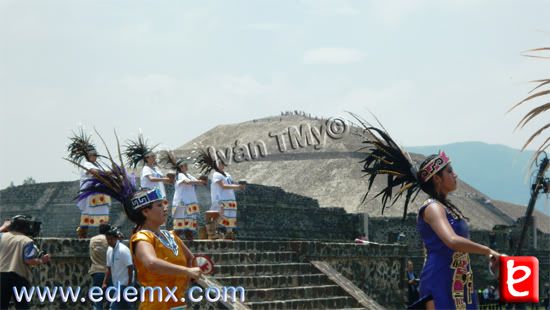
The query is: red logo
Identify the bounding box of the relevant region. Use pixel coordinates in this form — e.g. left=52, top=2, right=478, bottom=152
left=499, top=256, right=539, bottom=303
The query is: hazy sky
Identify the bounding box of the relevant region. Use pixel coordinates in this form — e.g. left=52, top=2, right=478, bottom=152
left=0, top=0, right=548, bottom=188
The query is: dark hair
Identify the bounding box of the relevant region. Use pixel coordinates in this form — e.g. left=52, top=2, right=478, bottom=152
left=10, top=215, right=41, bottom=237
left=85, top=149, right=98, bottom=162
left=98, top=223, right=111, bottom=234
left=144, top=152, right=155, bottom=163
left=126, top=203, right=154, bottom=234
left=176, top=163, right=188, bottom=176
left=105, top=227, right=119, bottom=237
left=417, top=155, right=468, bottom=220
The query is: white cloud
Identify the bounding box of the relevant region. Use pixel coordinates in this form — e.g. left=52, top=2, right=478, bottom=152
left=303, top=48, right=365, bottom=65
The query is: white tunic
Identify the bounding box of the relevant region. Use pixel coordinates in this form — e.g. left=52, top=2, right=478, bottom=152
left=140, top=165, right=166, bottom=197
left=173, top=172, right=199, bottom=206
left=210, top=171, right=236, bottom=210
left=79, top=161, right=97, bottom=188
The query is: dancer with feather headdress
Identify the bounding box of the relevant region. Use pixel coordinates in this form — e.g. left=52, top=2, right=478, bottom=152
left=67, top=129, right=112, bottom=238
left=351, top=113, right=501, bottom=310
left=124, top=133, right=172, bottom=199
left=160, top=151, right=206, bottom=241
left=196, top=148, right=245, bottom=240
left=67, top=132, right=202, bottom=310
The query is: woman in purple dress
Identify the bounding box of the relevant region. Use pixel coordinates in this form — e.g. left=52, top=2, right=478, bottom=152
left=414, top=153, right=501, bottom=309
left=351, top=114, right=501, bottom=310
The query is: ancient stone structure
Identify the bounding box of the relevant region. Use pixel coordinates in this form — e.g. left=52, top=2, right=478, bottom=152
left=27, top=239, right=403, bottom=309
left=0, top=182, right=362, bottom=240
left=1, top=177, right=549, bottom=308
left=172, top=115, right=534, bottom=232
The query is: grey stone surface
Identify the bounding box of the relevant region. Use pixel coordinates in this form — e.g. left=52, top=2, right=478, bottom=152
left=24, top=239, right=403, bottom=309
left=171, top=114, right=530, bottom=231
left=0, top=182, right=362, bottom=241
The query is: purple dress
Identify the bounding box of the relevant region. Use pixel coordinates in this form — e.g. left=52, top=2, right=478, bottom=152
left=416, top=199, right=478, bottom=309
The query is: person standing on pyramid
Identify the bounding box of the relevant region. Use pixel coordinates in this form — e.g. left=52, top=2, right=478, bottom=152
left=67, top=129, right=112, bottom=238
left=71, top=132, right=202, bottom=310
left=159, top=151, right=206, bottom=241
left=351, top=113, right=501, bottom=309
left=124, top=132, right=172, bottom=198
left=196, top=149, right=245, bottom=240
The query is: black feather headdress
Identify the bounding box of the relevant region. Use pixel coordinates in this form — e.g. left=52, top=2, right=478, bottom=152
left=350, top=112, right=421, bottom=218
left=195, top=148, right=225, bottom=176
left=67, top=129, right=97, bottom=163
left=66, top=131, right=164, bottom=225
left=124, top=133, right=159, bottom=169
left=159, top=150, right=179, bottom=171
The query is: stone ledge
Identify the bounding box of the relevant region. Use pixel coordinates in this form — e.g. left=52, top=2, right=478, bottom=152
left=311, top=261, right=384, bottom=310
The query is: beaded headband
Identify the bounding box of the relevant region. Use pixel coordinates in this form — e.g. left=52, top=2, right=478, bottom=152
left=131, top=188, right=165, bottom=210
left=419, top=151, right=451, bottom=182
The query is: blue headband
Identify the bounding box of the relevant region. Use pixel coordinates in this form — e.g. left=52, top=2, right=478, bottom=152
left=131, top=188, right=164, bottom=210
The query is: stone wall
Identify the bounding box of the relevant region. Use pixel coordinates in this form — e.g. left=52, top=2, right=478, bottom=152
left=367, top=213, right=548, bottom=251
left=0, top=182, right=362, bottom=241
left=367, top=214, right=550, bottom=300
left=284, top=241, right=408, bottom=309
left=22, top=239, right=405, bottom=309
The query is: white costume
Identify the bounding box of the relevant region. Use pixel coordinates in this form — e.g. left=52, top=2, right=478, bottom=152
left=172, top=172, right=201, bottom=232
left=210, top=171, right=237, bottom=229
left=77, top=160, right=111, bottom=227
left=140, top=165, right=166, bottom=197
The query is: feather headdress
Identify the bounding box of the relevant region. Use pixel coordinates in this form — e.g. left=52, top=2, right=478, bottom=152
left=124, top=132, right=159, bottom=169
left=66, top=131, right=165, bottom=224
left=67, top=128, right=97, bottom=163
left=159, top=150, right=179, bottom=171
left=350, top=112, right=421, bottom=217
left=195, top=148, right=225, bottom=176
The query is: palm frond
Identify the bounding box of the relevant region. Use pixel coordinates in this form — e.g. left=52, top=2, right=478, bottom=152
left=510, top=47, right=550, bottom=155
left=528, top=79, right=550, bottom=94
left=522, top=123, right=550, bottom=151
left=516, top=102, right=550, bottom=129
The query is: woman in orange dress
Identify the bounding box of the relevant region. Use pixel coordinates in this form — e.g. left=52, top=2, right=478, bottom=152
left=72, top=138, right=202, bottom=310
left=129, top=188, right=201, bottom=309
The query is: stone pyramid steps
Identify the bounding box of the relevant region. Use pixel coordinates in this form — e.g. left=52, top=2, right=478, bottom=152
left=186, top=241, right=369, bottom=310
left=245, top=284, right=346, bottom=302
left=245, top=296, right=361, bottom=310
left=213, top=274, right=331, bottom=289
left=189, top=240, right=292, bottom=253
left=195, top=251, right=298, bottom=265
left=214, top=263, right=317, bottom=277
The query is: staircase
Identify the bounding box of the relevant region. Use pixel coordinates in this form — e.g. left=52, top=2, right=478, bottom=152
left=187, top=241, right=375, bottom=310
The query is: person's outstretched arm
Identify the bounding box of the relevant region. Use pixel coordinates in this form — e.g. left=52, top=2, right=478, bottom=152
left=423, top=202, right=500, bottom=258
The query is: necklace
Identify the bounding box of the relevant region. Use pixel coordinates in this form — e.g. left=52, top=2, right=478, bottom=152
left=143, top=229, right=179, bottom=256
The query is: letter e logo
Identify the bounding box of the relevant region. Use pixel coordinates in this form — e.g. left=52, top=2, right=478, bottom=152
left=499, top=256, right=539, bottom=303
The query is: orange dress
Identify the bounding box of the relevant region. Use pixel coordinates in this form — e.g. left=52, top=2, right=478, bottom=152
left=130, top=230, right=190, bottom=310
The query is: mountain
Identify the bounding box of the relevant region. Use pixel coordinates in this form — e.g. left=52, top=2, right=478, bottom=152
left=408, top=142, right=549, bottom=216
